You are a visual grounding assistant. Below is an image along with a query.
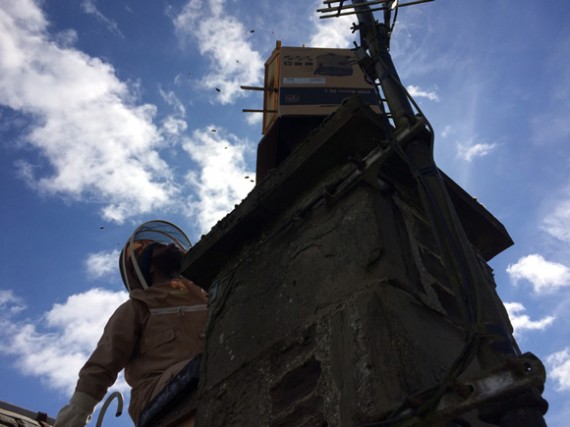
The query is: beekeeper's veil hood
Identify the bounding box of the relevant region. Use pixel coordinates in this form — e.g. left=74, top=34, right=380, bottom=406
left=119, top=220, right=191, bottom=292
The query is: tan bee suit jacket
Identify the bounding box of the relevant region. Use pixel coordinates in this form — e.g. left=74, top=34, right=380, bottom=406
left=74, top=277, right=208, bottom=424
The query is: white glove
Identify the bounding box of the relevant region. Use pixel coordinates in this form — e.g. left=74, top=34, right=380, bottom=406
left=54, top=391, right=98, bottom=427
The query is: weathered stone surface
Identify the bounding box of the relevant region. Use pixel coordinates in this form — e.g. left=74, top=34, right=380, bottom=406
left=194, top=177, right=504, bottom=426
left=173, top=97, right=523, bottom=426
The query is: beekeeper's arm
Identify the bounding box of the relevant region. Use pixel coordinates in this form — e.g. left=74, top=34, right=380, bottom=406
left=55, top=300, right=142, bottom=427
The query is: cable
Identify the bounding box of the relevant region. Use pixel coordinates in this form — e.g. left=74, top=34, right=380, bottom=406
left=351, top=9, right=488, bottom=424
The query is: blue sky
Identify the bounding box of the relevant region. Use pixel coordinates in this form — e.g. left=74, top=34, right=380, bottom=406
left=0, top=0, right=569, bottom=426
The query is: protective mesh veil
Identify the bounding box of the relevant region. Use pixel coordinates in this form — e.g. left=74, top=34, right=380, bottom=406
left=119, top=220, right=192, bottom=291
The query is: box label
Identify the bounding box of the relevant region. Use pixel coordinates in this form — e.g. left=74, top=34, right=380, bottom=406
left=283, top=77, right=327, bottom=85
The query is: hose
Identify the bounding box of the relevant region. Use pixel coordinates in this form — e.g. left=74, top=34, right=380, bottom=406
left=95, top=391, right=124, bottom=427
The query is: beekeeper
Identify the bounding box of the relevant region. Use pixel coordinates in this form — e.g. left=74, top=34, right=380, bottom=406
left=54, top=220, right=208, bottom=426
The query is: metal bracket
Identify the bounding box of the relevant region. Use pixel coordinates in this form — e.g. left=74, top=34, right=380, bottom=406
left=317, top=0, right=434, bottom=19
left=362, top=353, right=547, bottom=426
left=432, top=353, right=546, bottom=421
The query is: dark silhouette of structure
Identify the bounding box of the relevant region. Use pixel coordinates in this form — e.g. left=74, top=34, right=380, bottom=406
left=141, top=1, right=549, bottom=426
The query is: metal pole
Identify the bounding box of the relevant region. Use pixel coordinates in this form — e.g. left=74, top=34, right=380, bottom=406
left=351, top=0, right=415, bottom=131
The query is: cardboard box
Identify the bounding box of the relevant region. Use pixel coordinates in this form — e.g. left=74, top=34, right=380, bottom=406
left=262, top=43, right=378, bottom=134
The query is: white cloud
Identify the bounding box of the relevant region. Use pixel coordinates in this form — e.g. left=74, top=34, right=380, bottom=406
left=182, top=127, right=255, bottom=233
left=506, top=254, right=570, bottom=293
left=159, top=89, right=188, bottom=137
left=407, top=84, right=439, bottom=102
left=81, top=0, right=124, bottom=38
left=53, top=29, right=78, bottom=48
left=85, top=249, right=121, bottom=279
left=172, top=0, right=264, bottom=105
left=0, top=289, right=27, bottom=316
left=441, top=125, right=452, bottom=138
left=542, top=197, right=570, bottom=244
left=245, top=111, right=263, bottom=126
left=308, top=8, right=354, bottom=49
left=503, top=302, right=555, bottom=338
left=547, top=348, right=570, bottom=391
left=0, top=288, right=129, bottom=395
left=456, top=142, right=497, bottom=161
left=0, top=0, right=178, bottom=223
left=159, top=88, right=186, bottom=117
left=161, top=116, right=188, bottom=136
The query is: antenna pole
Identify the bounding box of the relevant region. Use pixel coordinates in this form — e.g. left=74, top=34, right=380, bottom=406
left=351, top=0, right=415, bottom=131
